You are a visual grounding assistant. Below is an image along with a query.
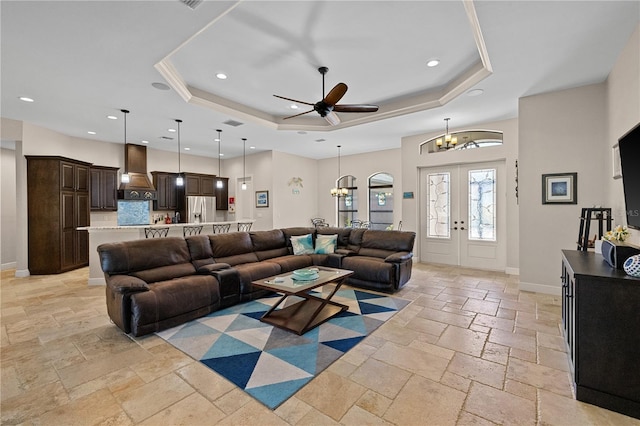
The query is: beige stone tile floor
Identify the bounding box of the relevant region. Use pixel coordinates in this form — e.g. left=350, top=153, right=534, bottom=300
left=2, top=263, right=639, bottom=425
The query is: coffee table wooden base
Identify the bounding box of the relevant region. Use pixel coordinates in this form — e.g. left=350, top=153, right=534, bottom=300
left=261, top=294, right=348, bottom=335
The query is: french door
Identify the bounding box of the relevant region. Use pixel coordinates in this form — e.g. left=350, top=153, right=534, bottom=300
left=420, top=161, right=506, bottom=270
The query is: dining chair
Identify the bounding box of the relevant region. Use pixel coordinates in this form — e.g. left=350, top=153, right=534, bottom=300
left=212, top=223, right=231, bottom=234
left=144, top=227, right=169, bottom=238
left=237, top=222, right=252, bottom=232
left=182, top=225, right=203, bottom=237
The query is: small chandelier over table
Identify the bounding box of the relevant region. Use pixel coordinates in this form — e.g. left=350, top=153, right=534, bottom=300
left=436, top=118, right=458, bottom=150
left=331, top=145, right=349, bottom=197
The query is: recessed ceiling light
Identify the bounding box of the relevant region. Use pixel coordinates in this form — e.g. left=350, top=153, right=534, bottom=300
left=168, top=128, right=176, bottom=133
left=87, top=131, right=96, bottom=135
left=151, top=82, right=170, bottom=90
left=219, top=153, right=224, bottom=157
left=250, top=146, right=256, bottom=149
left=184, top=147, right=190, bottom=151
left=141, top=140, right=149, bottom=144
left=19, top=96, right=34, bottom=102
left=467, top=88, right=484, bottom=97
left=216, top=73, right=227, bottom=80
left=426, top=59, right=440, bottom=67
left=290, top=104, right=299, bottom=110
left=106, top=115, right=118, bottom=120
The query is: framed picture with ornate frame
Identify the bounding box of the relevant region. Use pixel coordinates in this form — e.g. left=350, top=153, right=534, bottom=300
left=542, top=172, right=577, bottom=204
left=255, top=190, right=269, bottom=208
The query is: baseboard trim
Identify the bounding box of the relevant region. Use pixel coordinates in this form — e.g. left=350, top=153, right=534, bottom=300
left=1, top=262, right=17, bottom=271
left=88, top=277, right=106, bottom=286
left=14, top=269, right=30, bottom=278
left=519, top=281, right=561, bottom=296
left=505, top=267, right=519, bottom=275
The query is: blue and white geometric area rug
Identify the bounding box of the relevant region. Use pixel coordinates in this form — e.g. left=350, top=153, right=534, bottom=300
left=157, top=288, right=410, bottom=409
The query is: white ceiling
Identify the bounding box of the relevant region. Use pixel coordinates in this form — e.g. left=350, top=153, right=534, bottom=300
left=1, top=1, right=638, bottom=160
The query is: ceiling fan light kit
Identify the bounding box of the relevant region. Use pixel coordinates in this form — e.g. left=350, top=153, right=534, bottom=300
left=274, top=67, right=379, bottom=126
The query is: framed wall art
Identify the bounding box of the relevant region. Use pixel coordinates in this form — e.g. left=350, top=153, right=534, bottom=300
left=255, top=190, right=269, bottom=208
left=542, top=172, right=577, bottom=204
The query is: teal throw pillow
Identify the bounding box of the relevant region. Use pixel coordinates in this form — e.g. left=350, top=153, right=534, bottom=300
left=291, top=234, right=314, bottom=255
left=315, top=234, right=337, bottom=254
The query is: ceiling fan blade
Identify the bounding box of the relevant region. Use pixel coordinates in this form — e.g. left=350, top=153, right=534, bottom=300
left=333, top=104, right=379, bottom=113
left=282, top=109, right=314, bottom=120
left=273, top=94, right=315, bottom=106
left=323, top=83, right=348, bottom=106
left=324, top=110, right=341, bottom=126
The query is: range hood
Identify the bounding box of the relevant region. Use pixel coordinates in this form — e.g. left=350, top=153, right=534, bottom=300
left=117, top=144, right=157, bottom=200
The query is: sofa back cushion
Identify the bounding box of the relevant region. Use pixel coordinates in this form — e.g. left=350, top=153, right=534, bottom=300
left=346, top=228, right=366, bottom=252
left=358, top=230, right=416, bottom=259
left=97, top=237, right=196, bottom=282
left=209, top=232, right=259, bottom=265
left=250, top=229, right=288, bottom=260
left=186, top=235, right=214, bottom=268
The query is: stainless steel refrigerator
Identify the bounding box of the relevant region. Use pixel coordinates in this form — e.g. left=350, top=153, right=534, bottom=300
left=186, top=196, right=216, bottom=223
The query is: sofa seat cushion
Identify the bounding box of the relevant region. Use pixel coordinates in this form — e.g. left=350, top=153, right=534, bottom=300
left=233, top=261, right=281, bottom=294
left=129, top=274, right=220, bottom=331
left=341, top=256, right=394, bottom=284
left=264, top=254, right=314, bottom=272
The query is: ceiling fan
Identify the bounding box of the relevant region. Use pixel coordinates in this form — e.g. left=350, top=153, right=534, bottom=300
left=274, top=66, right=379, bottom=126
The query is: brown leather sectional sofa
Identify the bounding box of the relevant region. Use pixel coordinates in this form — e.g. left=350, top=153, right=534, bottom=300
left=97, top=227, right=415, bottom=336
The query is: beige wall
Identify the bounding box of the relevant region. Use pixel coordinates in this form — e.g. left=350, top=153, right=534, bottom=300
left=519, top=83, right=608, bottom=294
left=607, top=25, right=640, bottom=246
left=1, top=148, right=17, bottom=269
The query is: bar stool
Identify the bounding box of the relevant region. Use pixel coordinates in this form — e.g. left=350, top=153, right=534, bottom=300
left=182, top=225, right=203, bottom=237
left=237, top=222, right=252, bottom=232
left=144, top=227, right=169, bottom=238
left=212, top=223, right=231, bottom=234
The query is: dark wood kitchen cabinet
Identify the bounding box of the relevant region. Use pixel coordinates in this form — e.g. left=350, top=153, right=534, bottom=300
left=26, top=156, right=91, bottom=274
left=561, top=250, right=640, bottom=419
left=184, top=173, right=215, bottom=197
left=215, top=177, right=229, bottom=210
left=90, top=166, right=119, bottom=211
left=151, top=171, right=178, bottom=210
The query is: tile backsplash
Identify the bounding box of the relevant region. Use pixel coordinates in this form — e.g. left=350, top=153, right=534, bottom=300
left=117, top=200, right=150, bottom=226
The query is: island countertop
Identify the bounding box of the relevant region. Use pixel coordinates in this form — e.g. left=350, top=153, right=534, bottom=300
left=78, top=220, right=252, bottom=231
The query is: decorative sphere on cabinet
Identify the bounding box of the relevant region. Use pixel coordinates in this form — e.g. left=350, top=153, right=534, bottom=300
left=623, top=254, right=640, bottom=277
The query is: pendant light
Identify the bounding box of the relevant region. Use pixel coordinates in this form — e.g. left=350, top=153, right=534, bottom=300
left=330, top=145, right=348, bottom=197
left=241, top=138, right=247, bottom=190
left=175, top=119, right=184, bottom=186
left=436, top=118, right=458, bottom=150
left=216, top=129, right=223, bottom=189
left=120, top=109, right=130, bottom=184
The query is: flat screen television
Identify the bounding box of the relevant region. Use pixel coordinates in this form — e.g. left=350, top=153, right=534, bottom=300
left=618, top=122, right=640, bottom=229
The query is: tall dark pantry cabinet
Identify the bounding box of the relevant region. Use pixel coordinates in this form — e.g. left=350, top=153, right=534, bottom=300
left=26, top=156, right=91, bottom=274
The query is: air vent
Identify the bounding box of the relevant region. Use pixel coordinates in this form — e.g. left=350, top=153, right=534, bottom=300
left=179, top=0, right=203, bottom=10
left=315, top=138, right=326, bottom=142
left=160, top=136, right=174, bottom=140
left=224, top=119, right=244, bottom=127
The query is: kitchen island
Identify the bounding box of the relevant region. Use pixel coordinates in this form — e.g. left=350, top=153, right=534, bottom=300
left=79, top=221, right=254, bottom=285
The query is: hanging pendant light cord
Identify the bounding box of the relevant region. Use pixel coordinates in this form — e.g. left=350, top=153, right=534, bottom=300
left=243, top=138, right=246, bottom=184
left=176, top=119, right=182, bottom=173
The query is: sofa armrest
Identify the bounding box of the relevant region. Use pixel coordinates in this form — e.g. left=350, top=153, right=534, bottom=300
left=106, top=275, right=149, bottom=295
left=385, top=251, right=413, bottom=263
left=197, top=263, right=231, bottom=274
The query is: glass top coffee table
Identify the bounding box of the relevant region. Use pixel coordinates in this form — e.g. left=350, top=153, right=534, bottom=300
left=252, top=266, right=354, bottom=335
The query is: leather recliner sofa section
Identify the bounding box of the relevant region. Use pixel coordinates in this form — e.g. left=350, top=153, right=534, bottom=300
left=98, top=227, right=416, bottom=336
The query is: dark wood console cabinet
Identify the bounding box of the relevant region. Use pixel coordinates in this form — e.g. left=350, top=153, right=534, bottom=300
left=561, top=250, right=640, bottom=419
left=26, top=156, right=91, bottom=274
